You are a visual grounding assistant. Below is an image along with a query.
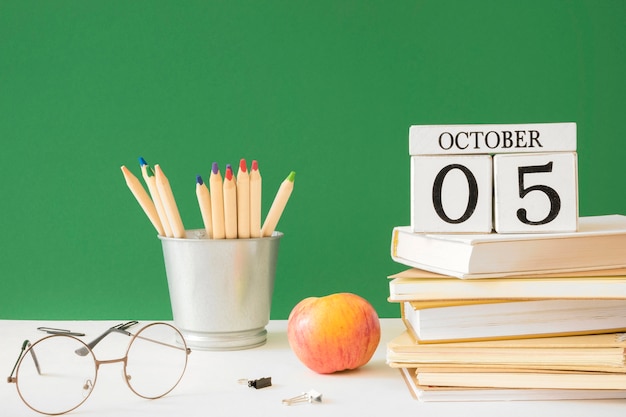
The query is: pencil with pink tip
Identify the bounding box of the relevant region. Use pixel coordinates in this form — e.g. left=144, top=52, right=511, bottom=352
left=237, top=159, right=250, bottom=238
left=209, top=162, right=225, bottom=239
left=223, top=164, right=238, bottom=239
left=249, top=160, right=262, bottom=238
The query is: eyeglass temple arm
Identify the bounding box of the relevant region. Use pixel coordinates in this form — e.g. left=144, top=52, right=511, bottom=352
left=133, top=333, right=191, bottom=354
left=74, top=321, right=138, bottom=357
left=7, top=340, right=41, bottom=383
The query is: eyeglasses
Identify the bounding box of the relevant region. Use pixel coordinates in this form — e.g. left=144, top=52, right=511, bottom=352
left=7, top=321, right=191, bottom=415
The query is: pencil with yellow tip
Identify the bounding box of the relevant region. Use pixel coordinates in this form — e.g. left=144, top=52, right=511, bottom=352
left=249, top=160, right=262, bottom=238
left=139, top=157, right=173, bottom=237
left=154, top=164, right=186, bottom=238
left=261, top=171, right=295, bottom=237
left=209, top=162, right=225, bottom=239
left=120, top=165, right=165, bottom=236
left=196, top=175, right=213, bottom=238
left=237, top=159, right=250, bottom=238
left=223, top=164, right=238, bottom=239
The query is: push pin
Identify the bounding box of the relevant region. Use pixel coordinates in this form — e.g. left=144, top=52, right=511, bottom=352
left=238, top=377, right=272, bottom=389
left=282, top=389, right=323, bottom=406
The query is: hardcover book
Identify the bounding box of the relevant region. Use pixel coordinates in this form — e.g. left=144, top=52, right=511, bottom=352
left=391, top=214, right=626, bottom=279
left=399, top=367, right=626, bottom=402
left=386, top=331, right=626, bottom=372
left=399, top=299, right=626, bottom=343
left=388, top=267, right=626, bottom=301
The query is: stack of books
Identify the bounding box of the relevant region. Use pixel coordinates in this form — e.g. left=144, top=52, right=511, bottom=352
left=386, top=214, right=626, bottom=401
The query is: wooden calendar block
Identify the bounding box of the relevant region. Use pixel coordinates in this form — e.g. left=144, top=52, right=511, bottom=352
left=411, top=155, right=493, bottom=233
left=493, top=152, right=578, bottom=233
left=409, top=122, right=576, bottom=155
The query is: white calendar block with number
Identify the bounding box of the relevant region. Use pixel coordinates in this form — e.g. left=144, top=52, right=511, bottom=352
left=493, top=152, right=578, bottom=233
left=411, top=155, right=493, bottom=233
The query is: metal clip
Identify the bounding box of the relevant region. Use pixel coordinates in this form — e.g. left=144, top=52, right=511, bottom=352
left=282, top=389, right=323, bottom=405
left=237, top=377, right=272, bottom=389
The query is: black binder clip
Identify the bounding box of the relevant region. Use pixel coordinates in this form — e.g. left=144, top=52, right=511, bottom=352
left=238, top=377, right=272, bottom=389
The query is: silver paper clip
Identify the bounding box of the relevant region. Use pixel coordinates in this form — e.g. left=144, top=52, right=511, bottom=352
left=282, top=389, right=323, bottom=405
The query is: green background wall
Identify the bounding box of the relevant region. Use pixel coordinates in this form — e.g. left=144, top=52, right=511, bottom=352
left=1, top=1, right=624, bottom=320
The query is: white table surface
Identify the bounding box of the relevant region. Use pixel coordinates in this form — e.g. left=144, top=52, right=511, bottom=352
left=1, top=318, right=625, bottom=416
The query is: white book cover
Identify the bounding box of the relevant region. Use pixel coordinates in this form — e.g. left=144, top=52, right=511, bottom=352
left=387, top=267, right=626, bottom=301
left=402, top=299, right=626, bottom=342
left=391, top=214, right=626, bottom=278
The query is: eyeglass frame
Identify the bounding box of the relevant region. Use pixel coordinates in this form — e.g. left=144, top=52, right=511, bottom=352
left=7, top=321, right=192, bottom=415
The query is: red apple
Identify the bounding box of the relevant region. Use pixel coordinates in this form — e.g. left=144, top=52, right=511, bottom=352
left=287, top=292, right=381, bottom=374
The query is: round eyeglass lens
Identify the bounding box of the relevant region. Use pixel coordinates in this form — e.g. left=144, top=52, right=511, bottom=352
left=124, top=323, right=189, bottom=399
left=15, top=335, right=97, bottom=415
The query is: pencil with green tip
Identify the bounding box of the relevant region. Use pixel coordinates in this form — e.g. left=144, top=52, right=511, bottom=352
left=139, top=157, right=173, bottom=237
left=120, top=165, right=165, bottom=236
left=261, top=171, right=295, bottom=237
left=154, top=164, right=186, bottom=238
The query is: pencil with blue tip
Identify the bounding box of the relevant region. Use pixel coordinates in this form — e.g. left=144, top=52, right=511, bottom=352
left=196, top=175, right=213, bottom=238
left=223, top=164, right=238, bottom=239
left=120, top=165, right=165, bottom=236
left=209, top=162, right=225, bottom=239
left=237, top=159, right=250, bottom=238
left=139, top=157, right=173, bottom=237
left=154, top=164, right=186, bottom=238
left=261, top=171, right=295, bottom=237
left=249, top=160, right=262, bottom=238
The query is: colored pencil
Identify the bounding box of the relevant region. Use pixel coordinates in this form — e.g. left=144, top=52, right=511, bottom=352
left=249, top=160, right=262, bottom=238
left=237, top=159, right=250, bottom=238
left=209, top=162, right=225, bottom=239
left=120, top=165, right=164, bottom=235
left=196, top=175, right=213, bottom=238
left=139, top=157, right=173, bottom=237
left=154, top=164, right=186, bottom=238
left=261, top=171, right=295, bottom=237
left=223, top=164, right=238, bottom=239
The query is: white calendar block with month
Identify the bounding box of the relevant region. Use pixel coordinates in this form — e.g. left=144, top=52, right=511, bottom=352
left=493, top=152, right=578, bottom=233
left=411, top=155, right=493, bottom=233
left=409, top=122, right=576, bottom=155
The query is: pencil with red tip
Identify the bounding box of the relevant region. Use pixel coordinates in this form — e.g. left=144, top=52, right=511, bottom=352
left=249, top=160, right=262, bottom=238
left=237, top=159, right=250, bottom=238
left=154, top=164, right=186, bottom=238
left=261, top=171, right=295, bottom=237
left=209, top=162, right=225, bottom=239
left=196, top=175, right=213, bottom=238
left=120, top=165, right=165, bottom=236
left=223, top=164, right=238, bottom=239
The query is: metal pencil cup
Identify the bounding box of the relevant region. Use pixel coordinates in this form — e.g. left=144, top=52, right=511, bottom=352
left=159, top=230, right=283, bottom=350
